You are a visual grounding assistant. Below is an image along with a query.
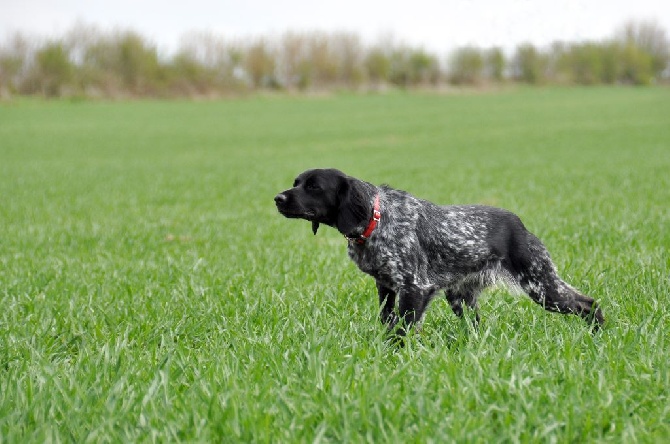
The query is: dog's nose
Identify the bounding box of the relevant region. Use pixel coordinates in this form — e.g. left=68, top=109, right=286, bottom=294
left=274, top=193, right=287, bottom=204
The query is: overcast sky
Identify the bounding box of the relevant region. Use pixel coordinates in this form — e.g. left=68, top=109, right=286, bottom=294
left=2, top=0, right=669, bottom=54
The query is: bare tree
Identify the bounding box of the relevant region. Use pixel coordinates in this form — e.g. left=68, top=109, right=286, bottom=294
left=330, top=33, right=364, bottom=87
left=0, top=33, right=32, bottom=95
left=244, top=38, right=276, bottom=89
left=178, top=31, right=229, bottom=69
left=277, top=32, right=309, bottom=90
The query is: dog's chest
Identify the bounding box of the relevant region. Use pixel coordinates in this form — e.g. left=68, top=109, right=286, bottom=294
left=347, top=242, right=379, bottom=275
left=346, top=239, right=408, bottom=286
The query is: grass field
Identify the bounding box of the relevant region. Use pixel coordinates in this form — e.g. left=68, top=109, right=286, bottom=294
left=1, top=87, right=669, bottom=442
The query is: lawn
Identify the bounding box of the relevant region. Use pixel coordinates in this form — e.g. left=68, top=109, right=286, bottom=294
left=1, top=87, right=669, bottom=442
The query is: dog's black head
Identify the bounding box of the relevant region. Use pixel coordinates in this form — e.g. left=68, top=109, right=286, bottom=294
left=275, top=168, right=373, bottom=236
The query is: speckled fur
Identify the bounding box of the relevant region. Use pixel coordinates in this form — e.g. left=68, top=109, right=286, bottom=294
left=275, top=169, right=604, bottom=336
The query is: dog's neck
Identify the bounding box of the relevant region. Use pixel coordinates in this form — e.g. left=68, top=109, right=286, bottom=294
left=344, top=194, right=381, bottom=244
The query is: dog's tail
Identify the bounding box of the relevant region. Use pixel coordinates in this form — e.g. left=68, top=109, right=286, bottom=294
left=511, top=233, right=605, bottom=329
left=556, top=281, right=605, bottom=329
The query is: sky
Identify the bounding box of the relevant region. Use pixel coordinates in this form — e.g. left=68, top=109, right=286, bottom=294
left=2, top=0, right=669, bottom=54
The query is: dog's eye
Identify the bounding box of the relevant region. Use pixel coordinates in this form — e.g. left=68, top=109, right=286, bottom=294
left=305, top=181, right=320, bottom=191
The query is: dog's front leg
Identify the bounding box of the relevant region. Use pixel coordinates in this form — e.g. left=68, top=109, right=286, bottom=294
left=376, top=281, right=397, bottom=327
left=395, top=287, right=430, bottom=337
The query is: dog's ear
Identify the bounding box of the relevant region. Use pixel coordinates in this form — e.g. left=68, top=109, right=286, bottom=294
left=336, top=176, right=370, bottom=236
left=312, top=221, right=320, bottom=235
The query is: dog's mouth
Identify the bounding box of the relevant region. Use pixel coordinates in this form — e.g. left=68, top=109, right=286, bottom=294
left=276, top=205, right=315, bottom=220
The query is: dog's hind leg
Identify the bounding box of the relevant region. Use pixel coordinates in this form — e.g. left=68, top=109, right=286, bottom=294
left=511, top=234, right=605, bottom=329
left=445, top=284, right=482, bottom=326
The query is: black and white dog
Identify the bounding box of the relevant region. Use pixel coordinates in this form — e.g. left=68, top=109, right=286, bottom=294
left=275, top=168, right=604, bottom=336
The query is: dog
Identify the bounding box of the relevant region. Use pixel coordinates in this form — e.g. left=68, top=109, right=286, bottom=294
left=275, top=168, right=604, bottom=336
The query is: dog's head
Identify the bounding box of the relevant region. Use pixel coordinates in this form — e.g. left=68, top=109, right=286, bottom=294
left=274, top=168, right=371, bottom=236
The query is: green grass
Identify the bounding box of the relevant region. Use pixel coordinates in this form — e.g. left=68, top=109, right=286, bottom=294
left=1, top=87, right=669, bottom=442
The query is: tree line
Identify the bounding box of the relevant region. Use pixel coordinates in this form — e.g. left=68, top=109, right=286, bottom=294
left=0, top=20, right=668, bottom=98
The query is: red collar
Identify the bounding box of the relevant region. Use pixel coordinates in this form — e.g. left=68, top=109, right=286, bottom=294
left=348, top=195, right=381, bottom=245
